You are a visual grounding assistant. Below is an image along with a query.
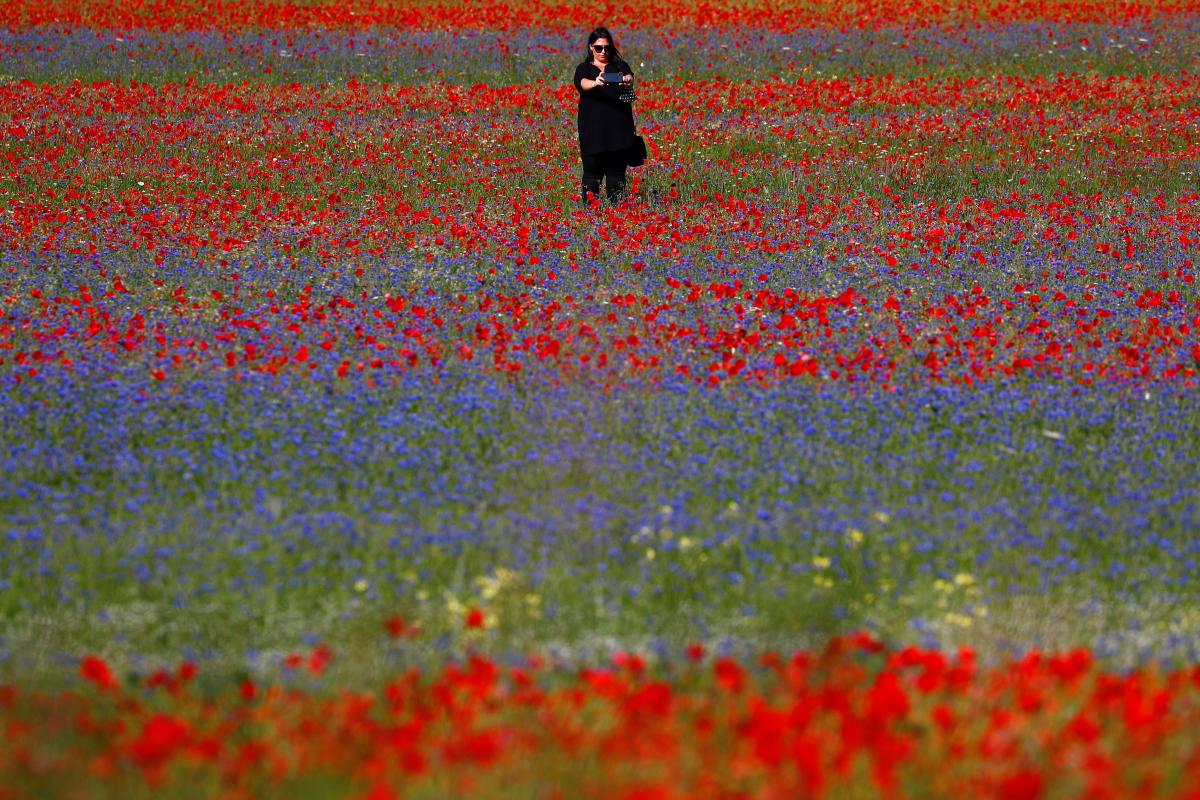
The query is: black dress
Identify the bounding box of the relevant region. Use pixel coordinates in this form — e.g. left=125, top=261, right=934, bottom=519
left=573, top=60, right=636, bottom=155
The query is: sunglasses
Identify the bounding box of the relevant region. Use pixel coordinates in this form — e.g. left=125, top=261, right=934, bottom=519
left=591, top=44, right=614, bottom=53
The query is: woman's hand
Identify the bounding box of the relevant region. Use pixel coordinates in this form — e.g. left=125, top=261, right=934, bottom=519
left=622, top=74, right=633, bottom=85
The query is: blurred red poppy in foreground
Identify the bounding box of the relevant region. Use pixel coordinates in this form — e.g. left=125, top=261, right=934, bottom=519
left=2, top=636, right=1198, bottom=797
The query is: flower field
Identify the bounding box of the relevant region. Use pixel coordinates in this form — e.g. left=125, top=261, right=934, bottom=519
left=3, top=0, right=1200, bottom=795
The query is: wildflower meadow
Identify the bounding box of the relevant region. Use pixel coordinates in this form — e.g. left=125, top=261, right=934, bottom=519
left=3, top=0, right=1200, bottom=796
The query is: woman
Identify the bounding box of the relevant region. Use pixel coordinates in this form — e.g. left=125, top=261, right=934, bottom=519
left=573, top=27, right=636, bottom=204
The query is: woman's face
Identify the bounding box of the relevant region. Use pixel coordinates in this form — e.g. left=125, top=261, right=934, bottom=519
left=590, top=38, right=613, bottom=66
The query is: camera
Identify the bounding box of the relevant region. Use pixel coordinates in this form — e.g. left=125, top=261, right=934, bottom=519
left=601, top=72, right=624, bottom=84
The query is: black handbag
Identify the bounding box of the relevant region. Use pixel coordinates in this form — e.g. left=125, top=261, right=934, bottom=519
left=628, top=133, right=648, bottom=168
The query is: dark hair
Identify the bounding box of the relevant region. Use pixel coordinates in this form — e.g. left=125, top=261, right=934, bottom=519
left=583, top=27, right=622, bottom=65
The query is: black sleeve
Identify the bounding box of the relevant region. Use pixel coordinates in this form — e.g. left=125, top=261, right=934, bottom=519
left=573, top=63, right=591, bottom=93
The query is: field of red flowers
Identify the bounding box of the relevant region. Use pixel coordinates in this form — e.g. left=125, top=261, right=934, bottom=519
left=5, top=634, right=1200, bottom=798
left=5, top=0, right=1200, bottom=796
left=4, top=72, right=1200, bottom=388
left=6, top=0, right=1199, bottom=30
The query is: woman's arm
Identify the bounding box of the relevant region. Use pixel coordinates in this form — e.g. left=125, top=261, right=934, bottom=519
left=618, top=60, right=634, bottom=84
left=583, top=73, right=632, bottom=89
left=574, top=64, right=607, bottom=93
